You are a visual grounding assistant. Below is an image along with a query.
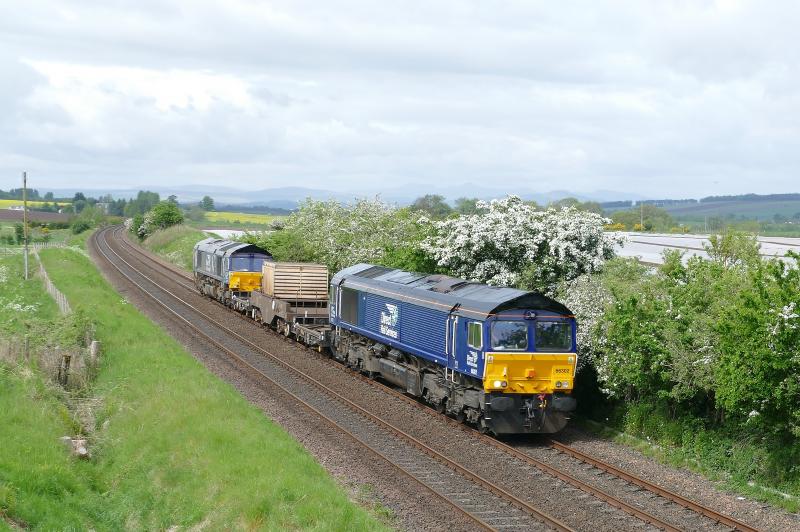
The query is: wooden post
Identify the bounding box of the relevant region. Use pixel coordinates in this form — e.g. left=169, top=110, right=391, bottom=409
left=62, top=352, right=72, bottom=387
left=23, top=171, right=29, bottom=280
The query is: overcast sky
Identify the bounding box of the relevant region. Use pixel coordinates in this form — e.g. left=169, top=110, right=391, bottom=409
left=1, top=1, right=798, bottom=198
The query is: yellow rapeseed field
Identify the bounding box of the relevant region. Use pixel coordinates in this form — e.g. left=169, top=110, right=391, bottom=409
left=0, top=199, right=70, bottom=208
left=204, top=211, right=281, bottom=225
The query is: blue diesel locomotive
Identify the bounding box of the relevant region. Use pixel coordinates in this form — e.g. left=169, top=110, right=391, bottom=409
left=192, top=238, right=578, bottom=435
left=329, top=264, right=577, bottom=434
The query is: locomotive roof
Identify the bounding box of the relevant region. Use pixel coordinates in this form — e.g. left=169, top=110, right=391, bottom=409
left=193, top=238, right=271, bottom=258
left=331, top=264, right=572, bottom=320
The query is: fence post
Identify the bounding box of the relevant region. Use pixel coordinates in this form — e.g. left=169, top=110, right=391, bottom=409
left=61, top=351, right=71, bottom=387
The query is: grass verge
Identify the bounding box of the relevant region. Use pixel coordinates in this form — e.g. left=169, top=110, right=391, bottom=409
left=0, top=245, right=387, bottom=530
left=142, top=224, right=207, bottom=270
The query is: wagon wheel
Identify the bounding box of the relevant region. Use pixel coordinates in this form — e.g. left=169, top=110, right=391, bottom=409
left=435, top=398, right=447, bottom=414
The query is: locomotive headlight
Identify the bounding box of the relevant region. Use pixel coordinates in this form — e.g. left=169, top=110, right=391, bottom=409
left=555, top=381, right=562, bottom=388
left=492, top=380, right=507, bottom=389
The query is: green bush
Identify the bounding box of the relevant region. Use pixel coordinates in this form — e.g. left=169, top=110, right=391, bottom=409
left=71, top=220, right=92, bottom=234
left=150, top=201, right=183, bottom=229
left=576, top=232, right=799, bottom=503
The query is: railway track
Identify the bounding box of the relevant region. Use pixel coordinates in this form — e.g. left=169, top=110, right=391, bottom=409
left=102, top=227, right=762, bottom=532
left=92, top=227, right=570, bottom=532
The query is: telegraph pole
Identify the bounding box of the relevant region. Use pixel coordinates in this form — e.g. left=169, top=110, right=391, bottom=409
left=639, top=202, right=643, bottom=230
left=23, top=171, right=29, bottom=280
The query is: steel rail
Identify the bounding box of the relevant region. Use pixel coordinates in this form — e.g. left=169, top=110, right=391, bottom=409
left=95, top=227, right=572, bottom=532
left=546, top=440, right=760, bottom=532
left=116, top=227, right=761, bottom=532
left=115, top=228, right=689, bottom=531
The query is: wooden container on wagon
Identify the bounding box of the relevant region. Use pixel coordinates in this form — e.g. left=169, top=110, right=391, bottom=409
left=262, top=262, right=329, bottom=300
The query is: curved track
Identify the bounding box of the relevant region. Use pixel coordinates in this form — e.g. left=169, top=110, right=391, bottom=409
left=97, top=226, right=762, bottom=532
left=92, top=227, right=570, bottom=532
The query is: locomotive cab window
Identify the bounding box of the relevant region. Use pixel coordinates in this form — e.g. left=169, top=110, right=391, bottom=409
left=230, top=255, right=262, bottom=272
left=536, top=321, right=572, bottom=351
left=491, top=321, right=528, bottom=351
left=340, top=287, right=360, bottom=325
left=467, top=321, right=482, bottom=350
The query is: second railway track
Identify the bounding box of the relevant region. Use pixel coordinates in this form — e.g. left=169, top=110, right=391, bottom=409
left=93, top=227, right=570, bottom=532
left=95, top=226, right=763, bottom=532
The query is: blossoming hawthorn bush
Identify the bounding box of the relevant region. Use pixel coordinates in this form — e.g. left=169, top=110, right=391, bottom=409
left=421, top=195, right=622, bottom=292
left=242, top=198, right=435, bottom=272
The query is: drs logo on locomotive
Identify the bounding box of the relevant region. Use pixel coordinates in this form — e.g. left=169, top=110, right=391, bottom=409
left=380, top=303, right=399, bottom=339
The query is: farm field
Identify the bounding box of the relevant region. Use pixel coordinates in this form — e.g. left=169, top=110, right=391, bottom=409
left=0, top=199, right=70, bottom=208
left=663, top=199, right=800, bottom=220
left=204, top=211, right=283, bottom=225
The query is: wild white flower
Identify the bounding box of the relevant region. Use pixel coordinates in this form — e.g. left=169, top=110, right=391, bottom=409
left=264, top=197, right=423, bottom=272
left=4, top=299, right=39, bottom=313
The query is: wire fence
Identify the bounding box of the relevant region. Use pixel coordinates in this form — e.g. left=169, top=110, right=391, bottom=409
left=34, top=249, right=71, bottom=314
left=1, top=242, right=67, bottom=254
left=33, top=242, right=68, bottom=250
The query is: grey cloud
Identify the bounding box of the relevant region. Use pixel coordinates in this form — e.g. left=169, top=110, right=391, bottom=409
left=0, top=1, right=798, bottom=197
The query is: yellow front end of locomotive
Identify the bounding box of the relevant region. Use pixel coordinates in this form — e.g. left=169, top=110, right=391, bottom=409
left=228, top=271, right=263, bottom=292
left=483, top=353, right=577, bottom=394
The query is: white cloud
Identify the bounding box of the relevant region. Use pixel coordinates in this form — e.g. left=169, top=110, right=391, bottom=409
left=0, top=0, right=798, bottom=197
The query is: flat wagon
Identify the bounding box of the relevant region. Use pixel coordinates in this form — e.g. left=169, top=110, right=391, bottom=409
left=250, top=261, right=331, bottom=348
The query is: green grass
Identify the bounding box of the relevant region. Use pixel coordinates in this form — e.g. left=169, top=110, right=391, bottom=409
left=0, top=245, right=388, bottom=530
left=0, top=365, right=94, bottom=530
left=576, top=405, right=800, bottom=513
left=0, top=255, right=60, bottom=335
left=142, top=224, right=207, bottom=270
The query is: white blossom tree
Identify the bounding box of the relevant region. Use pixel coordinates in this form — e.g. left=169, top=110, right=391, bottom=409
left=276, top=197, right=427, bottom=272
left=421, top=195, right=622, bottom=293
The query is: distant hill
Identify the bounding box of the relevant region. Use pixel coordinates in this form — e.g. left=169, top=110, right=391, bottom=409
left=41, top=184, right=645, bottom=209
left=663, top=199, right=800, bottom=221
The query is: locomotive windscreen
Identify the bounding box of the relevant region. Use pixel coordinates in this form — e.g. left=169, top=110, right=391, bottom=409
left=229, top=254, right=269, bottom=272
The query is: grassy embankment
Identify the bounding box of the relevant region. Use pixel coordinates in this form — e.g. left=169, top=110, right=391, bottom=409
left=0, top=246, right=388, bottom=529
left=141, top=224, right=208, bottom=270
